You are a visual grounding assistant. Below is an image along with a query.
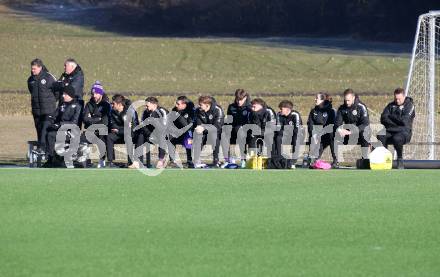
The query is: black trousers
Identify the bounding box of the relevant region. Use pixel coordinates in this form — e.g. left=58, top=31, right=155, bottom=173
left=46, top=130, right=59, bottom=158
left=310, top=133, right=337, bottom=161
left=273, top=132, right=299, bottom=163
left=80, top=132, right=107, bottom=159
left=169, top=135, right=192, bottom=163
left=106, top=132, right=140, bottom=164
left=135, top=132, right=167, bottom=165
left=377, top=131, right=410, bottom=159
left=249, top=134, right=278, bottom=158
left=229, top=126, right=251, bottom=160
left=77, top=99, right=84, bottom=129
left=33, top=114, right=52, bottom=150
left=193, top=131, right=221, bottom=163
left=335, top=130, right=370, bottom=159
left=46, top=127, right=74, bottom=161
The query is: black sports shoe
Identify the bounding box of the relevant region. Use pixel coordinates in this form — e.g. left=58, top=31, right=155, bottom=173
left=107, top=162, right=119, bottom=168
left=397, top=158, right=404, bottom=170
left=41, top=156, right=54, bottom=168
left=331, top=161, right=339, bottom=169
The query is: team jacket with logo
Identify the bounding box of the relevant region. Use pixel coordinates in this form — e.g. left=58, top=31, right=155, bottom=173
left=53, top=100, right=82, bottom=126
left=277, top=110, right=302, bottom=135
left=194, top=102, right=224, bottom=132
left=249, top=106, right=277, bottom=135
left=170, top=101, right=195, bottom=138
left=380, top=97, right=415, bottom=134
left=307, top=100, right=336, bottom=138
left=227, top=98, right=252, bottom=127
left=335, top=98, right=369, bottom=132
left=140, top=106, right=169, bottom=137
left=27, top=66, right=58, bottom=116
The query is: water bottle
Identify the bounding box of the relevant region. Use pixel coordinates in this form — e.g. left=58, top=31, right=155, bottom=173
left=302, top=153, right=309, bottom=168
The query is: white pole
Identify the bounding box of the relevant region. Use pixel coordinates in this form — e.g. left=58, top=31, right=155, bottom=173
left=428, top=15, right=436, bottom=160
left=405, top=15, right=423, bottom=95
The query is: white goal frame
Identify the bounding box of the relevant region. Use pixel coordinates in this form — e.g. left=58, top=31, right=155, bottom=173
left=405, top=10, right=440, bottom=160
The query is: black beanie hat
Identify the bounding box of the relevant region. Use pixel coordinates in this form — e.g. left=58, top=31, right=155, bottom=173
left=63, top=85, right=75, bottom=98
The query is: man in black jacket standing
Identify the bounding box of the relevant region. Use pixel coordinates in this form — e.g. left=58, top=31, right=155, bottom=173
left=378, top=88, right=415, bottom=169
left=27, top=58, right=58, bottom=153
left=334, top=89, right=371, bottom=165
left=53, top=58, right=85, bottom=126
left=44, top=86, right=82, bottom=167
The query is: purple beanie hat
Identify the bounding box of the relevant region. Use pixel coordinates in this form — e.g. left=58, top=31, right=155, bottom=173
left=91, top=81, right=105, bottom=95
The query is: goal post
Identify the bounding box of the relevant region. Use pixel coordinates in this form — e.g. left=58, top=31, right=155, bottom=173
left=405, top=11, right=440, bottom=160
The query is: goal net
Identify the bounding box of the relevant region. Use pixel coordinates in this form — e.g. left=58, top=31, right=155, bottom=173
left=405, top=11, right=440, bottom=160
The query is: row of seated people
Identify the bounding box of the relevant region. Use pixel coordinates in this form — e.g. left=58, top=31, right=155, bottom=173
left=39, top=82, right=415, bottom=169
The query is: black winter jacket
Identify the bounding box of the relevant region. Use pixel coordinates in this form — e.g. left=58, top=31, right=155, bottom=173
left=109, top=99, right=139, bottom=136
left=53, top=65, right=85, bottom=101
left=52, top=100, right=82, bottom=127
left=227, top=97, right=252, bottom=127
left=380, top=97, right=415, bottom=134
left=83, top=94, right=111, bottom=129
left=27, top=66, right=58, bottom=116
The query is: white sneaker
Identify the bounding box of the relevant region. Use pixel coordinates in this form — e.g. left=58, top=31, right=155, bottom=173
left=97, top=159, right=106, bottom=168
left=128, top=161, right=140, bottom=169
left=240, top=160, right=247, bottom=168
left=194, top=163, right=208, bottom=169
left=290, top=164, right=296, bottom=169
left=156, top=160, right=166, bottom=169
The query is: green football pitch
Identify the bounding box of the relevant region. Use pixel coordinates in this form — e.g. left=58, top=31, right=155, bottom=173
left=1, top=168, right=439, bottom=276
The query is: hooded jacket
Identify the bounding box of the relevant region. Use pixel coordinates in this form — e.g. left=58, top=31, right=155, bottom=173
left=227, top=97, right=252, bottom=127
left=27, top=65, right=58, bottom=116
left=380, top=97, right=415, bottom=135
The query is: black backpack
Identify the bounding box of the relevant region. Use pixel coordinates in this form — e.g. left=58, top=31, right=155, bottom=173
left=266, top=155, right=293, bottom=169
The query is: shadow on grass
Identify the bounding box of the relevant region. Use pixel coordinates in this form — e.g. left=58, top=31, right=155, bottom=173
left=2, top=2, right=412, bottom=56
